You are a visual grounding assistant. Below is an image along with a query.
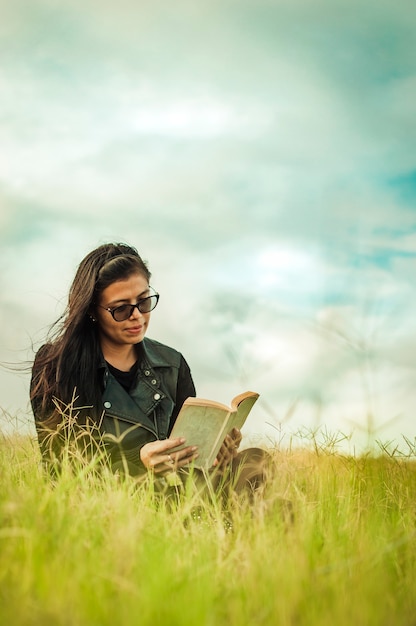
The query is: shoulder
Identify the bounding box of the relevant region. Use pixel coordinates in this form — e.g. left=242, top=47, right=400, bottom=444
left=33, top=343, right=52, bottom=368
left=32, top=342, right=60, bottom=380
left=142, top=337, right=184, bottom=368
left=35, top=342, right=51, bottom=356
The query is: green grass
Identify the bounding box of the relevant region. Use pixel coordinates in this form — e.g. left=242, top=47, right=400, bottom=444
left=1, top=433, right=416, bottom=626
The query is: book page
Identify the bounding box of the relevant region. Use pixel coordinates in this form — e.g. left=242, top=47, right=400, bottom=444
left=229, top=393, right=259, bottom=431
left=170, top=403, right=230, bottom=469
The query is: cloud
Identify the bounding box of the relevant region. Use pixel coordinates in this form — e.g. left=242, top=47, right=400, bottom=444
left=1, top=0, right=415, bottom=451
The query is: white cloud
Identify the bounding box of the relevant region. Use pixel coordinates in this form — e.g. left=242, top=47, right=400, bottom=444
left=1, top=0, right=415, bottom=453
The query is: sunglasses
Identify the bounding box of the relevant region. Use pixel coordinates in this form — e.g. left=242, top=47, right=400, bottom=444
left=98, top=291, right=159, bottom=322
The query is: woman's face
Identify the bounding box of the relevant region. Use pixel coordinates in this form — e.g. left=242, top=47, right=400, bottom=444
left=95, top=273, right=152, bottom=350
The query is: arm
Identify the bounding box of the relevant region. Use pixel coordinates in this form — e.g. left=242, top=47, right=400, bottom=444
left=30, top=347, right=65, bottom=476
left=168, top=355, right=196, bottom=431
left=31, top=403, right=65, bottom=477
left=141, top=354, right=198, bottom=474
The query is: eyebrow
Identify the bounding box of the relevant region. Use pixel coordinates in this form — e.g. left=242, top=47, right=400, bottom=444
left=105, top=289, right=150, bottom=307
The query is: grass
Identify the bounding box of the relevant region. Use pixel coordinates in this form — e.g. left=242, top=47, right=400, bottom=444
left=1, top=431, right=416, bottom=626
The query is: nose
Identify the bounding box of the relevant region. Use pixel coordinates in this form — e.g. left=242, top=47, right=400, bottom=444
left=130, top=304, right=143, bottom=319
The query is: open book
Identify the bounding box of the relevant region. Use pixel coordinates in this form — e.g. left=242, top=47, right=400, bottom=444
left=170, top=391, right=259, bottom=470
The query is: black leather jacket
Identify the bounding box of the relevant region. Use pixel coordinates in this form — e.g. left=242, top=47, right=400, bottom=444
left=99, top=337, right=196, bottom=474
left=32, top=337, right=196, bottom=476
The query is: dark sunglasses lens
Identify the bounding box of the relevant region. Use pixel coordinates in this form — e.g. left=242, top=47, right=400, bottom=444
left=113, top=304, right=133, bottom=321
left=140, top=295, right=158, bottom=313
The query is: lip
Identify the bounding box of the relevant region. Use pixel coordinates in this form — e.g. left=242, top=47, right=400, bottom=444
left=125, top=326, right=144, bottom=334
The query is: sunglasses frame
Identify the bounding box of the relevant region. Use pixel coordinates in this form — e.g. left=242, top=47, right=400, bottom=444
left=97, top=290, right=159, bottom=322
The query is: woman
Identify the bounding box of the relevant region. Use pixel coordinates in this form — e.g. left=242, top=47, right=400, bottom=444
left=31, top=243, right=270, bottom=498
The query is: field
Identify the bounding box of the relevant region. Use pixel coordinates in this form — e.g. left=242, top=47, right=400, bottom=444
left=1, top=431, right=415, bottom=626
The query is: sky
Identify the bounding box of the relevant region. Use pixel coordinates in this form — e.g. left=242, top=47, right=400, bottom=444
left=1, top=0, right=415, bottom=454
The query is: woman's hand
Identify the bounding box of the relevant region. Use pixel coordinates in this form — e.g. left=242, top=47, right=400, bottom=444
left=140, top=437, right=198, bottom=474
left=213, top=427, right=242, bottom=469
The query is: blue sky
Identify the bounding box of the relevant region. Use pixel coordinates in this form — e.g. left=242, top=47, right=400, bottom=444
left=1, top=0, right=415, bottom=452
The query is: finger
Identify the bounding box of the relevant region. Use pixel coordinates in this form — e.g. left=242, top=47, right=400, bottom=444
left=176, top=445, right=198, bottom=463
left=224, top=439, right=237, bottom=453
left=155, top=437, right=186, bottom=453
left=153, top=454, right=175, bottom=474
left=214, top=446, right=232, bottom=469
left=230, top=428, right=242, bottom=445
left=225, top=433, right=240, bottom=451
left=175, top=450, right=199, bottom=469
left=156, top=453, right=199, bottom=474
left=155, top=446, right=198, bottom=473
left=216, top=444, right=227, bottom=461
left=230, top=433, right=242, bottom=448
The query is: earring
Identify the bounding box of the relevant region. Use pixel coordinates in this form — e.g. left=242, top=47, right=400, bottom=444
left=89, top=315, right=97, bottom=322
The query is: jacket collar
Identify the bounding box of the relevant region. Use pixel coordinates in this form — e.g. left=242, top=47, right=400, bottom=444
left=98, top=337, right=171, bottom=370
left=141, top=337, right=172, bottom=368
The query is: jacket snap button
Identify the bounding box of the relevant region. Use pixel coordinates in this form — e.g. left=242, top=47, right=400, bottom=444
left=153, top=393, right=161, bottom=400
left=144, top=370, right=151, bottom=376
left=151, top=379, right=157, bottom=385
left=104, top=401, right=112, bottom=409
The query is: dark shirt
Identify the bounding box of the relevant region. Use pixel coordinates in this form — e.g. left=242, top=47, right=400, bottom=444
left=106, top=361, right=139, bottom=391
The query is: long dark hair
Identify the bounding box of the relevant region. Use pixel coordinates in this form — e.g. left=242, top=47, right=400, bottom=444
left=31, top=243, right=151, bottom=426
